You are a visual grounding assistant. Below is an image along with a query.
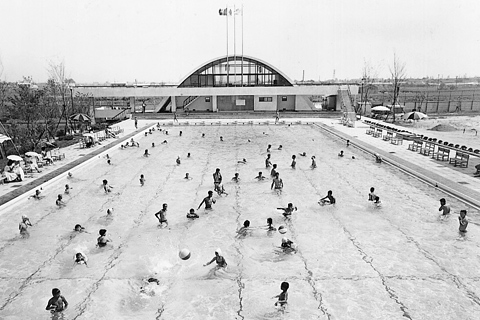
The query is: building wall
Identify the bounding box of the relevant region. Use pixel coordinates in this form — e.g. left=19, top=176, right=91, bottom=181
left=254, top=95, right=277, bottom=111
left=218, top=95, right=254, bottom=111
left=277, top=95, right=295, bottom=111
left=175, top=96, right=213, bottom=111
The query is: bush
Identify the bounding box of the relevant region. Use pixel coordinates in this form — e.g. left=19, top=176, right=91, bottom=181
left=57, top=135, right=74, bottom=141
left=56, top=129, right=65, bottom=137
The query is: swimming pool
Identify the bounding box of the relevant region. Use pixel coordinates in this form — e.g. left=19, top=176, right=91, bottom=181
left=0, top=123, right=479, bottom=320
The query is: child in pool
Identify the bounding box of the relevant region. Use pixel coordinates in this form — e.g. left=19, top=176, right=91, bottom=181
left=140, top=174, right=145, bottom=186
left=45, top=288, right=68, bottom=314
left=459, top=210, right=468, bottom=233
left=439, top=198, right=451, bottom=216
left=97, top=229, right=111, bottom=247
left=74, top=252, right=88, bottom=266
left=255, top=172, right=265, bottom=181
left=203, top=249, right=227, bottom=268
left=277, top=203, right=297, bottom=218
left=186, top=208, right=199, bottom=219
left=19, top=215, right=32, bottom=238
left=273, top=282, right=289, bottom=307
left=56, top=194, right=66, bottom=207
left=29, top=189, right=44, bottom=200
left=319, top=190, right=336, bottom=205
left=265, top=217, right=276, bottom=231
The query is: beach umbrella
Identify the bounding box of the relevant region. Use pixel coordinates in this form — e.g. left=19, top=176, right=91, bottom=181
left=70, top=113, right=92, bottom=122
left=25, top=151, right=41, bottom=157
left=7, top=155, right=22, bottom=161
left=404, top=111, right=428, bottom=120
left=371, top=106, right=390, bottom=112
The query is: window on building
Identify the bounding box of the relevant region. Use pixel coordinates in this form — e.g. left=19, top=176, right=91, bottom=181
left=282, top=96, right=287, bottom=101
left=205, top=97, right=211, bottom=102
left=259, top=97, right=272, bottom=102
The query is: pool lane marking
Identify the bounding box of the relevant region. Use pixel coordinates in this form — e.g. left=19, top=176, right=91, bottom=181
left=273, top=124, right=333, bottom=319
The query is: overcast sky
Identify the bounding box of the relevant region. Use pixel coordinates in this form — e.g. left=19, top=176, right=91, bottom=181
left=0, top=0, right=479, bottom=83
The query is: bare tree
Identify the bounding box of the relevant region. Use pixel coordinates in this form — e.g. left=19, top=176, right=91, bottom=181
left=389, top=53, right=406, bottom=123
left=48, top=60, right=73, bottom=134
left=357, top=60, right=378, bottom=115
left=0, top=58, right=11, bottom=119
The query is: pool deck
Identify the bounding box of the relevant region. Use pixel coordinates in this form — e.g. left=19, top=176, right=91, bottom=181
left=1, top=116, right=480, bottom=210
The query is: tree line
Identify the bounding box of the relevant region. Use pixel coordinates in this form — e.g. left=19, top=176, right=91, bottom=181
left=0, top=62, right=92, bottom=152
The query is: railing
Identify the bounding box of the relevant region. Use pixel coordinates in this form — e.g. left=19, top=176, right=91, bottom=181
left=111, top=108, right=130, bottom=120
left=182, top=96, right=198, bottom=109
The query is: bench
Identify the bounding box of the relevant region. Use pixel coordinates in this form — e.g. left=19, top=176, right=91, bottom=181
left=373, top=129, right=383, bottom=138
left=383, top=131, right=393, bottom=141
left=420, top=142, right=435, bottom=156
left=408, top=140, right=423, bottom=152
left=391, top=134, right=404, bottom=145
left=366, top=126, right=375, bottom=135
left=431, top=147, right=450, bottom=161
left=449, top=152, right=469, bottom=168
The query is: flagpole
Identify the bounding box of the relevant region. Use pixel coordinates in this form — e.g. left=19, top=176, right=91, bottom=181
left=226, top=6, right=229, bottom=86
left=234, top=5, right=236, bottom=87
left=241, top=4, right=244, bottom=87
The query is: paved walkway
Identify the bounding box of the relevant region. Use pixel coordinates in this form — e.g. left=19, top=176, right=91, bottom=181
left=1, top=116, right=479, bottom=210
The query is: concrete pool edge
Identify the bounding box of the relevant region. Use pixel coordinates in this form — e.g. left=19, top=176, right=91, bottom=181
left=313, top=122, right=480, bottom=211
left=0, top=123, right=156, bottom=212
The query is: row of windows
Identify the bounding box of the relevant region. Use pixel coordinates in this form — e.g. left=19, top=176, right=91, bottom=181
left=259, top=96, right=288, bottom=102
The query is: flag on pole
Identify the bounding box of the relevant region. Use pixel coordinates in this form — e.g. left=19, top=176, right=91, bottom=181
left=218, top=8, right=233, bottom=16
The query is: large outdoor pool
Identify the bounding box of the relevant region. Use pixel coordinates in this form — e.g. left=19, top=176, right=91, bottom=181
left=0, top=123, right=479, bottom=320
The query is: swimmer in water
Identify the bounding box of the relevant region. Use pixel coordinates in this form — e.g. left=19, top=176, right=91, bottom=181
left=161, top=140, right=168, bottom=144
left=140, top=174, right=145, bottom=186
left=184, top=173, right=192, bottom=180
left=291, top=155, right=296, bottom=169
left=45, top=288, right=68, bottom=314
left=277, top=203, right=297, bottom=218
left=186, top=208, right=199, bottom=219
left=299, top=152, right=307, bottom=157
left=220, top=136, right=223, bottom=142
left=143, top=149, right=150, bottom=157
left=74, top=224, right=86, bottom=232
left=29, top=189, right=44, bottom=200
left=265, top=154, right=272, bottom=168
left=310, top=156, right=317, bottom=169
left=73, top=252, right=88, bottom=267
left=176, top=156, right=181, bottom=165
left=155, top=203, right=168, bottom=228
left=67, top=172, right=73, bottom=178
left=255, top=172, right=265, bottom=181
left=56, top=194, right=66, bottom=207
left=236, top=220, right=251, bottom=237
left=202, top=133, right=205, bottom=138
left=346, top=140, right=350, bottom=147
left=459, top=210, right=468, bottom=233
left=106, top=208, right=113, bottom=216
left=187, top=152, right=191, bottom=158
left=179, top=130, right=182, bottom=136
left=213, top=168, right=223, bottom=193
left=102, top=179, right=113, bottom=193
left=439, top=198, right=451, bottom=216
left=270, top=164, right=278, bottom=177
left=271, top=173, right=283, bottom=193
left=278, top=145, right=283, bottom=150
left=375, top=154, right=382, bottom=163
left=107, top=159, right=111, bottom=165
left=238, top=158, right=247, bottom=164
left=97, top=229, right=111, bottom=247
left=203, top=249, right=227, bottom=269
left=267, top=144, right=272, bottom=153
left=281, top=237, right=296, bottom=252
left=64, top=184, right=72, bottom=195
left=19, top=215, right=32, bottom=238
left=373, top=196, right=382, bottom=207
left=273, top=282, right=289, bottom=307
left=338, top=150, right=344, bottom=157
left=265, top=217, right=276, bottom=231
left=232, top=173, right=240, bottom=183
left=368, top=187, right=376, bottom=201
left=198, top=191, right=216, bottom=210
left=152, top=142, right=155, bottom=148
left=319, top=190, right=336, bottom=205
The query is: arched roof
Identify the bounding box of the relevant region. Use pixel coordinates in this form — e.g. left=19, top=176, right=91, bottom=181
left=178, top=55, right=294, bottom=87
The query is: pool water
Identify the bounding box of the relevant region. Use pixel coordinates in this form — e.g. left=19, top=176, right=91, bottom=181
left=0, top=124, right=479, bottom=320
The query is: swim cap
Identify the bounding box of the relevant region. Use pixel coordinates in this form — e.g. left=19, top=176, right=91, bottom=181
left=22, top=215, right=28, bottom=220
left=215, top=248, right=222, bottom=255
left=282, top=237, right=287, bottom=243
